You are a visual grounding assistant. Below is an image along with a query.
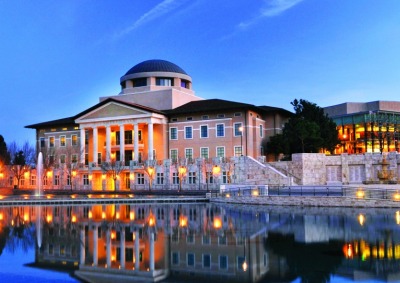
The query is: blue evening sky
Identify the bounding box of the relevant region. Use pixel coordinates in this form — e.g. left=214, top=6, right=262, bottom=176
left=1, top=0, right=399, bottom=146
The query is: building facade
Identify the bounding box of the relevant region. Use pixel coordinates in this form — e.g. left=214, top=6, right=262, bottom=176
left=21, top=60, right=291, bottom=191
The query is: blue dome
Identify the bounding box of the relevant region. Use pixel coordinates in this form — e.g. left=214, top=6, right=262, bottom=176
left=125, top=60, right=188, bottom=76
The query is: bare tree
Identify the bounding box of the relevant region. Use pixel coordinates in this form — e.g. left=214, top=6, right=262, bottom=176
left=58, top=144, right=82, bottom=190
left=101, top=152, right=125, bottom=191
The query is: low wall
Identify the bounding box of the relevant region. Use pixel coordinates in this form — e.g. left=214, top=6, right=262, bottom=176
left=270, top=152, right=400, bottom=185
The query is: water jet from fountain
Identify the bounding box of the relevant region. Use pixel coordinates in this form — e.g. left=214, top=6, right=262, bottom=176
left=37, top=152, right=43, bottom=196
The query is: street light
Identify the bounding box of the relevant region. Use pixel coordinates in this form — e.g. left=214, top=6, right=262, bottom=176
left=239, top=126, right=243, bottom=156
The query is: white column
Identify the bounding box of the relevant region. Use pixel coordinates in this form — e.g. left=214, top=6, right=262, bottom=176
left=80, top=128, right=85, bottom=164
left=149, top=232, right=155, bottom=271
left=134, top=231, right=140, bottom=270
left=120, top=228, right=126, bottom=269
left=106, top=125, right=111, bottom=161
left=80, top=226, right=86, bottom=265
left=148, top=122, right=154, bottom=160
left=93, top=225, right=98, bottom=266
left=134, top=123, right=139, bottom=161
left=120, top=124, right=125, bottom=163
left=93, top=127, right=98, bottom=164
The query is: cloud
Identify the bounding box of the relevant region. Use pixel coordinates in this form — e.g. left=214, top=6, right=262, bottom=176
left=238, top=0, right=305, bottom=29
left=115, top=0, right=187, bottom=38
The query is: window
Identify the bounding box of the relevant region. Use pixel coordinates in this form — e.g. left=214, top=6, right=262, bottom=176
left=54, top=175, right=60, bottom=186
left=187, top=253, right=195, bottom=267
left=133, top=77, right=147, bottom=87
left=219, top=235, right=227, bottom=245
left=20, top=176, right=25, bottom=186
left=157, top=172, right=164, bottom=184
left=137, top=173, right=144, bottom=184
left=185, top=127, right=193, bottom=139
left=217, top=114, right=225, bottom=118
left=60, top=135, right=66, bottom=147
left=172, top=252, right=179, bottom=265
left=72, top=154, right=78, bottom=163
left=203, top=254, right=211, bottom=268
left=138, top=130, right=142, bottom=141
left=202, top=115, right=209, bottom=120
left=185, top=148, right=193, bottom=160
left=40, top=138, right=45, bottom=148
left=30, top=175, right=36, bottom=186
left=83, top=174, right=89, bottom=185
left=200, top=125, right=208, bottom=138
left=172, top=172, right=179, bottom=185
left=49, top=137, right=55, bottom=148
left=216, top=147, right=225, bottom=158
left=181, top=79, right=189, bottom=88
left=156, top=77, right=173, bottom=86
left=170, top=149, right=178, bottom=162
left=237, top=256, right=246, bottom=270
left=234, top=146, right=242, bottom=157
left=234, top=112, right=242, bottom=117
left=125, top=130, right=133, bottom=144
left=234, top=123, right=243, bottom=136
left=188, top=172, right=196, bottom=184
left=186, top=117, right=193, bottom=121
left=200, top=147, right=209, bottom=159
left=72, top=135, right=78, bottom=146
left=219, top=255, right=228, bottom=270
left=67, top=175, right=71, bottom=186
left=85, top=131, right=89, bottom=145
left=260, top=124, right=263, bottom=137
left=171, top=118, right=178, bottom=122
left=202, top=235, right=210, bottom=245
left=97, top=153, right=102, bottom=165
left=222, top=171, right=231, bottom=184
left=60, top=154, right=66, bottom=164
left=216, top=124, right=224, bottom=137
left=170, top=128, right=178, bottom=140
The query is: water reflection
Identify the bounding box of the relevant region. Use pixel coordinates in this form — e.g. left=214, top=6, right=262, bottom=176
left=0, top=203, right=400, bottom=282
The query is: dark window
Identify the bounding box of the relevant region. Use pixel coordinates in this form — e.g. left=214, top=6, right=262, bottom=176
left=133, top=78, right=147, bottom=87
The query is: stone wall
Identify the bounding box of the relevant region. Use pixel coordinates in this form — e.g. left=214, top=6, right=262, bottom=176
left=270, top=152, right=400, bottom=185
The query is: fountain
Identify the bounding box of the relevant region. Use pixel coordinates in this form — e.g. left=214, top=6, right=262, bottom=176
left=37, top=152, right=43, bottom=196
left=36, top=206, right=42, bottom=248
left=377, top=155, right=395, bottom=184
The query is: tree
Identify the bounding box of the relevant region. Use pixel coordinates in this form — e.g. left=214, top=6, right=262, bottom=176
left=11, top=150, right=29, bottom=189
left=101, top=152, right=125, bottom=191
left=268, top=99, right=339, bottom=159
left=0, top=135, right=10, bottom=165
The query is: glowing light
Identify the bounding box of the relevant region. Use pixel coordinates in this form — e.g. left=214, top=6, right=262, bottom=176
left=129, top=173, right=135, bottom=180
left=147, top=166, right=154, bottom=177
left=242, top=260, right=248, bottom=271
left=129, top=211, right=135, bottom=220
left=396, top=211, right=400, bottom=225
left=179, top=166, right=186, bottom=175
left=148, top=213, right=156, bottom=226
left=356, top=190, right=365, bottom=199
left=343, top=244, right=353, bottom=258
left=213, top=217, right=222, bottom=229
left=111, top=231, right=116, bottom=240
left=72, top=215, right=77, bottom=223
left=252, top=190, right=259, bottom=196
left=226, top=194, right=230, bottom=198
left=88, top=211, right=92, bottom=219
left=0, top=213, right=3, bottom=220
left=0, top=195, right=3, bottom=200
left=46, top=171, right=53, bottom=177
left=88, top=174, right=92, bottom=180
left=116, top=212, right=120, bottom=219
left=0, top=172, right=3, bottom=179
left=46, top=195, right=52, bottom=199
left=46, top=215, right=53, bottom=223
left=394, top=193, right=400, bottom=201
left=179, top=216, right=188, bottom=228
left=102, top=212, right=106, bottom=219
left=358, top=214, right=365, bottom=226
left=24, top=213, right=29, bottom=222
left=102, top=174, right=106, bottom=180
left=72, top=170, right=77, bottom=177
left=212, top=165, right=220, bottom=175
left=24, top=171, right=29, bottom=178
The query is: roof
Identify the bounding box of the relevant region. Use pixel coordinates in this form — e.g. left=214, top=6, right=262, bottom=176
left=25, top=98, right=166, bottom=129
left=165, top=99, right=293, bottom=116
left=124, top=59, right=188, bottom=76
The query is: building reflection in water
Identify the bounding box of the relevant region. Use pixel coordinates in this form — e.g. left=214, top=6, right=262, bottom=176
left=1, top=204, right=400, bottom=282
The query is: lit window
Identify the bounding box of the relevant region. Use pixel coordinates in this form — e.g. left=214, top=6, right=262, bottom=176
left=49, top=137, right=55, bottom=148
left=71, top=135, right=78, bottom=146
left=200, top=148, right=209, bottom=159
left=216, top=147, right=225, bottom=157
left=234, top=146, right=242, bottom=157
left=156, top=77, right=173, bottom=86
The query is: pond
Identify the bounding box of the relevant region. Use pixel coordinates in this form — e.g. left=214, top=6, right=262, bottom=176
left=0, top=201, right=399, bottom=283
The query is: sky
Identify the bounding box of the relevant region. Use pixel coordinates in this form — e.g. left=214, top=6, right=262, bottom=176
left=1, top=0, right=400, bottom=146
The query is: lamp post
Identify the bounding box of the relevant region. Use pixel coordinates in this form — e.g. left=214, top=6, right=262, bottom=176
left=239, top=126, right=243, bottom=156
left=178, top=166, right=186, bottom=192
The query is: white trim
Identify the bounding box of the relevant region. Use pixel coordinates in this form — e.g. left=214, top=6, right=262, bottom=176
left=169, top=127, right=178, bottom=140
left=168, top=117, right=232, bottom=125
left=184, top=126, right=193, bottom=139
left=200, top=147, right=209, bottom=159
left=200, top=124, right=208, bottom=138
left=233, top=122, right=243, bottom=137
left=215, top=123, right=225, bottom=138
left=216, top=146, right=225, bottom=158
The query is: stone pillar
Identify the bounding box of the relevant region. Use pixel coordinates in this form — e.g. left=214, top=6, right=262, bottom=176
left=134, top=231, right=140, bottom=270
left=80, top=128, right=85, bottom=164
left=149, top=232, right=155, bottom=271
left=106, top=125, right=111, bottom=161
left=120, top=124, right=125, bottom=163
left=134, top=123, right=139, bottom=161
left=148, top=122, right=154, bottom=160
left=80, top=226, right=85, bottom=265
left=120, top=228, right=126, bottom=269
left=93, top=127, right=98, bottom=164
left=93, top=224, right=98, bottom=266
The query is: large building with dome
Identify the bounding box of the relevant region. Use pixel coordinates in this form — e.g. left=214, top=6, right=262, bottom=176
left=23, top=59, right=292, bottom=191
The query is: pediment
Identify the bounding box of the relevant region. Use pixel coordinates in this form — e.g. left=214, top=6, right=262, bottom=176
left=77, top=102, right=150, bottom=122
